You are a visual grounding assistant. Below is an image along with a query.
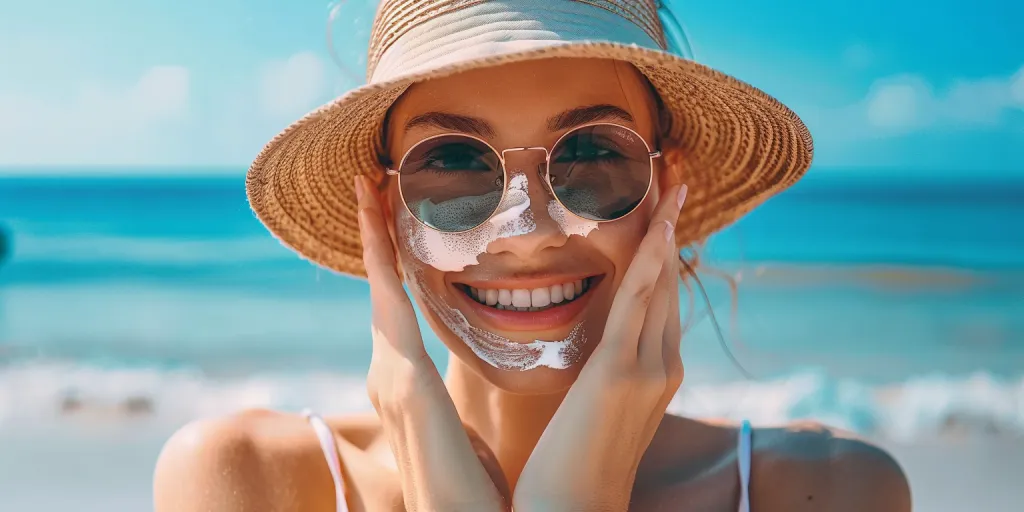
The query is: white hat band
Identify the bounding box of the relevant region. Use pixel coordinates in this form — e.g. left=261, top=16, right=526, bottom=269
left=370, top=0, right=665, bottom=82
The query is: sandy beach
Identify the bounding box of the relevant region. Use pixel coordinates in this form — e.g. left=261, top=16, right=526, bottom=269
left=882, top=438, right=1024, bottom=512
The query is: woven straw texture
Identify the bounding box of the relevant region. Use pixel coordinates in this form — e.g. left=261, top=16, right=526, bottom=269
left=246, top=0, right=814, bottom=278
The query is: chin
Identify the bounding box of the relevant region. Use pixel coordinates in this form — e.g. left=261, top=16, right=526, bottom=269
left=473, top=362, right=585, bottom=395
left=403, top=255, right=613, bottom=393
left=422, top=303, right=609, bottom=395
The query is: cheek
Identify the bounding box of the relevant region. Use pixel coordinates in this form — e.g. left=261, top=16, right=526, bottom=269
left=393, top=173, right=536, bottom=273
left=591, top=205, right=654, bottom=273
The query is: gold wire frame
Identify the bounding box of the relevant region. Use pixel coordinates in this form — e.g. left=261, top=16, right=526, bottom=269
left=386, top=122, right=662, bottom=234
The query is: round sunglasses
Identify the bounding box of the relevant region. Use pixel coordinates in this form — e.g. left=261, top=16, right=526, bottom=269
left=386, top=123, right=661, bottom=233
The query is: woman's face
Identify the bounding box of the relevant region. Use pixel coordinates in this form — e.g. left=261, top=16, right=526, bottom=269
left=382, top=58, right=681, bottom=394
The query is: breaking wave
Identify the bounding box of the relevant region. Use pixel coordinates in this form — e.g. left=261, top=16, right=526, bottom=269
left=1, top=362, right=1021, bottom=442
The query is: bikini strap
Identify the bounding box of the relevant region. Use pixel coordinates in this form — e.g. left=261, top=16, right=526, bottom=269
left=737, top=419, right=752, bottom=512
left=303, top=409, right=350, bottom=512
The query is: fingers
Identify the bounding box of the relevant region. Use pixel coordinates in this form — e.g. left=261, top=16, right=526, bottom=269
left=663, top=253, right=683, bottom=356
left=356, top=175, right=506, bottom=509
left=637, top=246, right=675, bottom=368
left=658, top=254, right=685, bottom=417
left=356, top=175, right=405, bottom=300
left=597, top=184, right=687, bottom=362
left=357, top=176, right=426, bottom=364
left=638, top=252, right=684, bottom=442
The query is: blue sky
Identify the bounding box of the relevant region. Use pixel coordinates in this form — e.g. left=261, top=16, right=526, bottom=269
left=0, top=0, right=1021, bottom=174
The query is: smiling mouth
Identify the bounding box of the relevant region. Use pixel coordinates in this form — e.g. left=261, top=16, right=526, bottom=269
left=456, top=277, right=597, bottom=313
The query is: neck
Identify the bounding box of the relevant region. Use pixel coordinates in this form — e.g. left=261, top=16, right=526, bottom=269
left=444, top=355, right=566, bottom=490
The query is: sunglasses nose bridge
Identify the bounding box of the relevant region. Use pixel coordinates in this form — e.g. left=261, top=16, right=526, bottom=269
left=500, top=146, right=550, bottom=183
left=500, top=146, right=548, bottom=162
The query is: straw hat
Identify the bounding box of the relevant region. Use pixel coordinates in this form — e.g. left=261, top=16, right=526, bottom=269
left=247, top=0, right=814, bottom=277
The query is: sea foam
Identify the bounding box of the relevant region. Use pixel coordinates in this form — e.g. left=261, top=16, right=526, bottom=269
left=1, top=362, right=1021, bottom=441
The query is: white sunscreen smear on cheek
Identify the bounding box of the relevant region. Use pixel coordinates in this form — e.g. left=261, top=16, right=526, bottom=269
left=547, top=200, right=600, bottom=238
left=401, top=172, right=535, bottom=272
left=396, top=172, right=585, bottom=371
left=407, top=268, right=587, bottom=371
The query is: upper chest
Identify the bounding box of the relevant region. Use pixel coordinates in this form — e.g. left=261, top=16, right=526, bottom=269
left=330, top=420, right=750, bottom=512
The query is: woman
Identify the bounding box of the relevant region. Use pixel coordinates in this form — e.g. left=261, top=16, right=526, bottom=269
left=155, top=1, right=910, bottom=510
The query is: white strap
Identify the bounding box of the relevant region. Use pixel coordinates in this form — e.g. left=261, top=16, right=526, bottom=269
left=303, top=409, right=349, bottom=512
left=737, top=420, right=752, bottom=512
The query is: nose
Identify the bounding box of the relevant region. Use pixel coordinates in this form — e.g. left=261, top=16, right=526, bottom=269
left=485, top=149, right=568, bottom=259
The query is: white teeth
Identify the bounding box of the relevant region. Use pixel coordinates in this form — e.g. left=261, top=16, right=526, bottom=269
left=468, top=278, right=591, bottom=311
left=550, top=284, right=564, bottom=303
left=511, top=289, right=531, bottom=308
left=531, top=287, right=551, bottom=308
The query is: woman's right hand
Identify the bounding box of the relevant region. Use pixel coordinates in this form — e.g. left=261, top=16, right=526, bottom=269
left=356, top=175, right=509, bottom=512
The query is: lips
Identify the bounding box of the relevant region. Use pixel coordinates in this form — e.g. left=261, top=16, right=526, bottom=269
left=453, top=276, right=601, bottom=333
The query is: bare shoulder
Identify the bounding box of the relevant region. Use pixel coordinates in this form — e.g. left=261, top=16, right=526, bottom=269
left=637, top=416, right=910, bottom=512
left=749, top=420, right=911, bottom=511
left=153, top=408, right=367, bottom=512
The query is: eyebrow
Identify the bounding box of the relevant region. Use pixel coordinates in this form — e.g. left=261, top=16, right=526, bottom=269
left=547, top=104, right=635, bottom=132
left=403, top=104, right=636, bottom=138
left=404, top=112, right=496, bottom=138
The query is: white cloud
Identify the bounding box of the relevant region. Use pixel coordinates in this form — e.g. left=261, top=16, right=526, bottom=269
left=0, top=51, right=341, bottom=170
left=0, top=65, right=192, bottom=166
left=864, top=65, right=1024, bottom=131
left=793, top=64, right=1024, bottom=170
left=132, top=66, right=191, bottom=118
left=865, top=76, right=926, bottom=129
left=1010, top=66, right=1024, bottom=107
left=258, top=52, right=327, bottom=118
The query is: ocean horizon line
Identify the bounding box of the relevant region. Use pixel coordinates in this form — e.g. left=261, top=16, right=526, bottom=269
left=2, top=165, right=1024, bottom=181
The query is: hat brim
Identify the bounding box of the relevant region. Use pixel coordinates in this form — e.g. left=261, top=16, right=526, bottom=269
left=246, top=41, right=813, bottom=278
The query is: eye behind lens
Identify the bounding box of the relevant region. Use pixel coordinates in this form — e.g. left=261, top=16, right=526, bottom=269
left=548, top=124, right=654, bottom=222
left=399, top=134, right=505, bottom=232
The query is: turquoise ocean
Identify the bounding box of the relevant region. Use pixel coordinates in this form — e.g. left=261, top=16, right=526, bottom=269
left=0, top=170, right=1022, bottom=440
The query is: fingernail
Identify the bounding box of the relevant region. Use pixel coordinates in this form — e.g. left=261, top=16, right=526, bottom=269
left=663, top=220, right=674, bottom=243
left=354, top=176, right=364, bottom=202
left=676, top=184, right=688, bottom=210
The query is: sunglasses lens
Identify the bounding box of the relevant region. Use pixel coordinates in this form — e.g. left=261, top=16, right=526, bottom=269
left=548, top=125, right=654, bottom=221
left=398, top=135, right=504, bottom=232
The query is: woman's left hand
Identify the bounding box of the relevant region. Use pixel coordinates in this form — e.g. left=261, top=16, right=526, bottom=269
left=513, top=185, right=687, bottom=512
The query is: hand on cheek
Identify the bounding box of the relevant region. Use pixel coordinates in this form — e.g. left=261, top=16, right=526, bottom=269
left=356, top=175, right=510, bottom=512
left=513, top=184, right=688, bottom=512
